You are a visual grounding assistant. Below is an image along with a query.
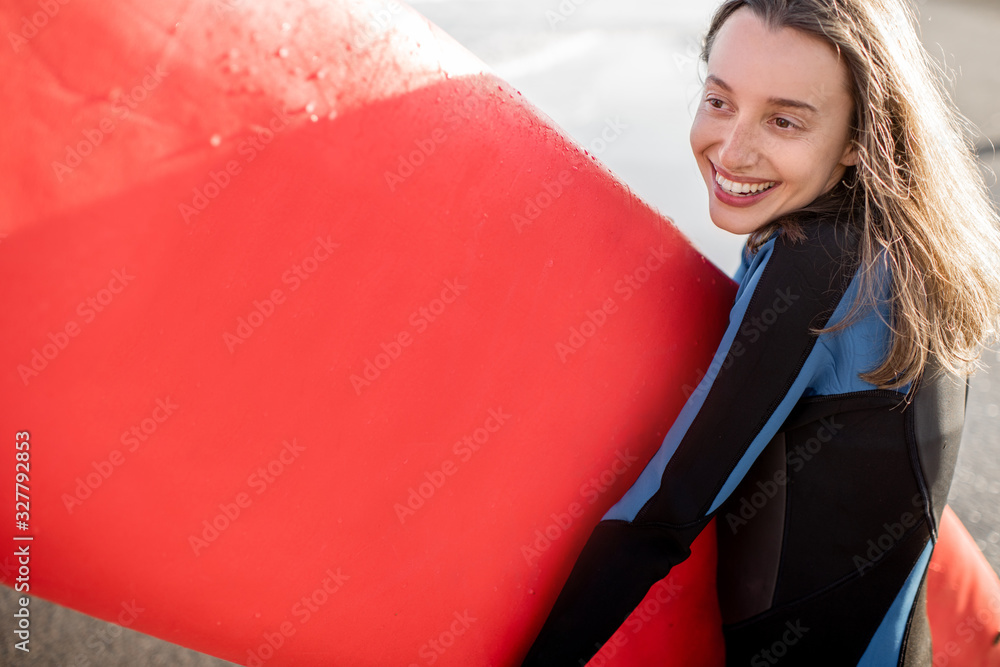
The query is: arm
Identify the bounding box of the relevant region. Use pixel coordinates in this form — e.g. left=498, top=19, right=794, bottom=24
left=522, top=223, right=859, bottom=666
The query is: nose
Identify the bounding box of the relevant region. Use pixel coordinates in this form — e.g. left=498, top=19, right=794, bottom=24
left=716, top=118, right=759, bottom=173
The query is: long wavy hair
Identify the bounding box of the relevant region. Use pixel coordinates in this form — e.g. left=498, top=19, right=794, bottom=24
left=702, top=0, right=1000, bottom=389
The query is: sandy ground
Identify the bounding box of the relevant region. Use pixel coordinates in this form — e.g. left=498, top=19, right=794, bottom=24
left=2, top=0, right=998, bottom=665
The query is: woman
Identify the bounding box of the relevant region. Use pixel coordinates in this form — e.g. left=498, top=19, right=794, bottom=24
left=522, top=0, right=1000, bottom=664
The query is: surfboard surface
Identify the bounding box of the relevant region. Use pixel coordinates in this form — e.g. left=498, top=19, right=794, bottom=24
left=1, top=1, right=997, bottom=665
left=1, top=0, right=730, bottom=664
left=926, top=507, right=1000, bottom=667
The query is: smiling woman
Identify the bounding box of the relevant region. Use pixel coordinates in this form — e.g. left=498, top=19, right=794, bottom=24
left=689, top=8, right=859, bottom=235
left=522, top=0, right=1000, bottom=665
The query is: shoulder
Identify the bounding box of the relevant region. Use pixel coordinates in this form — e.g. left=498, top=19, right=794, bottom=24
left=732, top=213, right=864, bottom=334
left=765, top=213, right=862, bottom=298
left=778, top=213, right=858, bottom=266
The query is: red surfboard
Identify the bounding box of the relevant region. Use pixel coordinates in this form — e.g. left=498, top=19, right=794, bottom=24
left=926, top=507, right=1000, bottom=666
left=1, top=1, right=996, bottom=665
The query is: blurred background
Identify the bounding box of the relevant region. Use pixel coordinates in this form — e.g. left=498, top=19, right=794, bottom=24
left=3, top=0, right=998, bottom=664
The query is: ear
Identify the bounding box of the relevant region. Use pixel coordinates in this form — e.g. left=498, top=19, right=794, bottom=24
left=840, top=139, right=860, bottom=167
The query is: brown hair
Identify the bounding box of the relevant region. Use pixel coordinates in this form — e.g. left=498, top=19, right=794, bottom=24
left=702, top=0, right=1000, bottom=388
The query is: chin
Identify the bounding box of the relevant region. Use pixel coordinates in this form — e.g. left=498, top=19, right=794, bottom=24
left=708, top=206, right=766, bottom=237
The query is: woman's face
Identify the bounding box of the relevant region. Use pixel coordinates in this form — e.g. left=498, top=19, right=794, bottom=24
left=689, top=7, right=859, bottom=235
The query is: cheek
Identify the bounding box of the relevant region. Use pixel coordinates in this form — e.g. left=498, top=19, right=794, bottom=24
left=771, top=143, right=822, bottom=187
left=689, top=112, right=710, bottom=156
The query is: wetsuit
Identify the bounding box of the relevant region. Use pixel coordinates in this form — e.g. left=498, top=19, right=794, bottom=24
left=521, top=212, right=968, bottom=666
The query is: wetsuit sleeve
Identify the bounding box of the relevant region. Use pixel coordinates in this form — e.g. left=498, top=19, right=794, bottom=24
left=521, top=225, right=860, bottom=666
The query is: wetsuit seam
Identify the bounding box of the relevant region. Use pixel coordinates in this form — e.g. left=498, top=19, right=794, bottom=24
left=773, top=435, right=795, bottom=608
left=619, top=517, right=711, bottom=531
left=639, top=231, right=858, bottom=526
left=903, top=374, right=937, bottom=541
left=692, top=261, right=827, bottom=520
left=896, top=566, right=930, bottom=666
left=772, top=441, right=791, bottom=612
left=795, top=388, right=909, bottom=405
left=724, top=518, right=930, bottom=632
left=634, top=245, right=780, bottom=524
left=772, top=405, right=916, bottom=605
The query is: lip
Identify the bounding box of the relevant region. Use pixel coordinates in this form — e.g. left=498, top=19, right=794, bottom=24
left=710, top=163, right=779, bottom=208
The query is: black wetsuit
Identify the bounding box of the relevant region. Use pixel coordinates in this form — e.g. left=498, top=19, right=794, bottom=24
left=522, top=214, right=968, bottom=666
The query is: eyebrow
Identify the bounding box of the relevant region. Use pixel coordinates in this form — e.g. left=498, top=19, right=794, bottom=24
left=706, top=75, right=820, bottom=115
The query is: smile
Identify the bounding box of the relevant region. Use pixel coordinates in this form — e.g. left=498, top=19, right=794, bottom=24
left=714, top=170, right=776, bottom=196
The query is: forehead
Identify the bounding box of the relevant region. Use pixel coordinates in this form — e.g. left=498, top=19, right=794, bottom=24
left=708, top=8, right=852, bottom=107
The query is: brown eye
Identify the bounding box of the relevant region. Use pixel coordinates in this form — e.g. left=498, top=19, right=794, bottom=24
left=775, top=117, right=795, bottom=129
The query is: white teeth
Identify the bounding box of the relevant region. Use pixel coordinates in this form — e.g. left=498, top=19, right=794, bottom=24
left=714, top=170, right=775, bottom=196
